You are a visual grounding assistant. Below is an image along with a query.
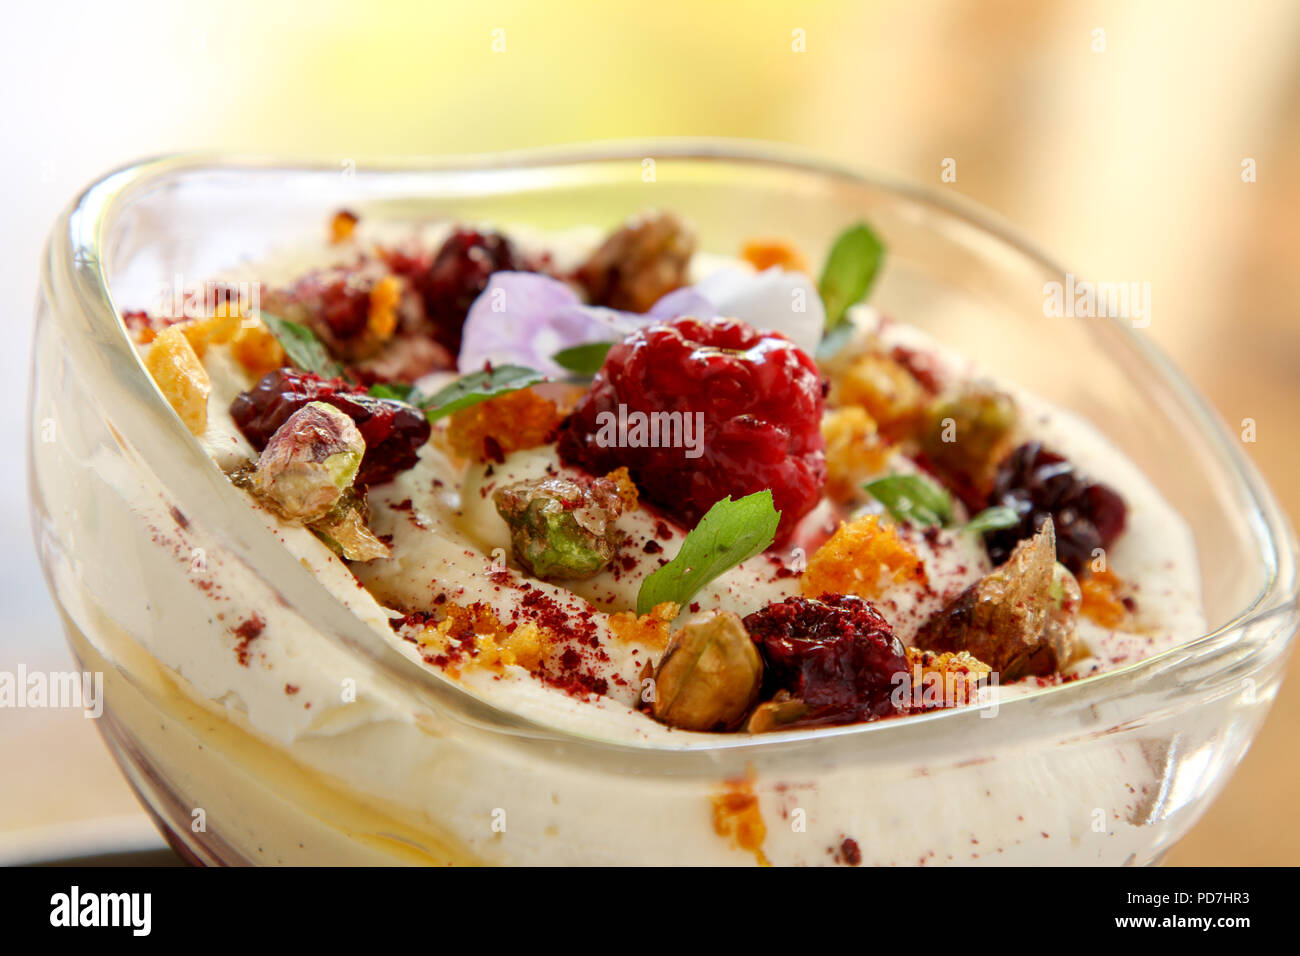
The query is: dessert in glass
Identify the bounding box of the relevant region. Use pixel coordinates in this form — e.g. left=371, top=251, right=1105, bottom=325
left=30, top=144, right=1297, bottom=865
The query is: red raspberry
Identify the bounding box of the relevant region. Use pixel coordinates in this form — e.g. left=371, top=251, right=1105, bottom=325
left=743, top=594, right=907, bottom=724
left=557, top=317, right=826, bottom=540
left=230, top=368, right=430, bottom=486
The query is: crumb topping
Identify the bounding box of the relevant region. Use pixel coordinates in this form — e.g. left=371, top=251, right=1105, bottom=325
left=802, top=514, right=928, bottom=600
left=607, top=601, right=678, bottom=650
left=447, top=386, right=580, bottom=463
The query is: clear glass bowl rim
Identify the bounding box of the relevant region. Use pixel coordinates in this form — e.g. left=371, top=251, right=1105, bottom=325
left=38, top=138, right=1299, bottom=763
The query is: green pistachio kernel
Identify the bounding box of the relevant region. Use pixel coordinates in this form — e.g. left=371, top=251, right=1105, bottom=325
left=651, top=610, right=763, bottom=732
left=493, top=475, right=626, bottom=581
left=251, top=401, right=364, bottom=522
left=921, top=384, right=1019, bottom=491
left=310, top=488, right=389, bottom=562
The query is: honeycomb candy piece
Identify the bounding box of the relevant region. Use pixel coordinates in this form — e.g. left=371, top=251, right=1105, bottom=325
left=740, top=237, right=809, bottom=274
left=366, top=275, right=402, bottom=341
left=607, top=601, right=678, bottom=650
left=830, top=352, right=929, bottom=442
left=415, top=603, right=545, bottom=674
left=801, top=513, right=927, bottom=600
left=144, top=326, right=210, bottom=435
left=471, top=622, right=544, bottom=672
left=179, top=309, right=242, bottom=358
left=230, top=318, right=287, bottom=378
left=446, top=386, right=576, bottom=463
left=904, top=647, right=992, bottom=709
left=822, top=405, right=891, bottom=501
left=330, top=209, right=358, bottom=244
left=603, top=466, right=639, bottom=511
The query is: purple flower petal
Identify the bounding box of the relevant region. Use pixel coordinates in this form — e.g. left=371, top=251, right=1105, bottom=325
left=458, top=273, right=605, bottom=375
left=647, top=286, right=713, bottom=318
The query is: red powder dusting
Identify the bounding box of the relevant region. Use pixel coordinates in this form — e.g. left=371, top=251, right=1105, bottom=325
left=516, top=589, right=610, bottom=699
left=841, top=838, right=862, bottom=866
left=233, top=614, right=266, bottom=667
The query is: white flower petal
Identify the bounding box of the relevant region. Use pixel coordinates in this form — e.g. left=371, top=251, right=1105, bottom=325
left=691, top=267, right=824, bottom=354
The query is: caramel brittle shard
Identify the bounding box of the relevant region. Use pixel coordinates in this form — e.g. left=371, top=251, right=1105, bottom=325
left=914, top=519, right=1079, bottom=680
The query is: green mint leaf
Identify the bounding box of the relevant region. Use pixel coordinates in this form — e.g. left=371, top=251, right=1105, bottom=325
left=819, top=222, right=885, bottom=332
left=814, top=322, right=857, bottom=362
left=864, top=474, right=954, bottom=527
left=417, top=365, right=545, bottom=421
left=552, top=342, right=614, bottom=376
left=964, top=505, right=1021, bottom=536
left=368, top=382, right=415, bottom=401
left=636, top=491, right=781, bottom=616
left=260, top=311, right=346, bottom=379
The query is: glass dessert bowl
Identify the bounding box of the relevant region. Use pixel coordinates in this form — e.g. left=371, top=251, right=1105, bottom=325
left=30, top=143, right=1297, bottom=866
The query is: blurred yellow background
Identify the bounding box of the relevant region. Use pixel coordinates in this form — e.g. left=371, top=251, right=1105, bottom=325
left=2, top=0, right=1297, bottom=863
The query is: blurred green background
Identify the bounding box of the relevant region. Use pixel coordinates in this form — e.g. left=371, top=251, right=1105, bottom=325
left=2, top=0, right=1298, bottom=864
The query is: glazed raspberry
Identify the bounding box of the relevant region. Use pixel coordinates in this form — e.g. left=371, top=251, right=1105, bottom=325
left=419, top=229, right=522, bottom=352
left=230, top=368, right=430, bottom=486
left=743, top=594, right=907, bottom=724
left=557, top=317, right=826, bottom=540
left=984, top=441, right=1127, bottom=573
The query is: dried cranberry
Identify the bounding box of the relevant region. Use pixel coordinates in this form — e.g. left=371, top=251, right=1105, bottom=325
left=983, top=441, right=1127, bottom=573
left=557, top=317, right=826, bottom=541
left=263, top=265, right=397, bottom=362
left=230, top=368, right=430, bottom=486
left=743, top=594, right=907, bottom=725
left=417, top=229, right=522, bottom=353
left=316, top=276, right=372, bottom=341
